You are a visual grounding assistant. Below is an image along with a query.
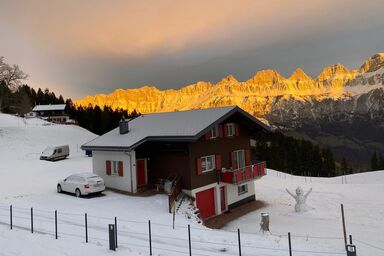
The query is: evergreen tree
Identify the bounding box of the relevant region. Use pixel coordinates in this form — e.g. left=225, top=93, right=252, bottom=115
left=371, top=152, right=379, bottom=170
left=341, top=157, right=348, bottom=174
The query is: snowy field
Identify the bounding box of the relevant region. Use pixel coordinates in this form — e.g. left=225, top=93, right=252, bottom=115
left=0, top=113, right=383, bottom=256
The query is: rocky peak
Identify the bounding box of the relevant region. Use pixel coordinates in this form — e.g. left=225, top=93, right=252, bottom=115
left=359, top=53, right=384, bottom=73
left=247, top=69, right=285, bottom=84
left=218, top=74, right=238, bottom=84
left=289, top=68, right=313, bottom=81
left=317, top=64, right=350, bottom=82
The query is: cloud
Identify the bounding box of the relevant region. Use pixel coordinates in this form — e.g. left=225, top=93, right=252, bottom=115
left=0, top=0, right=383, bottom=98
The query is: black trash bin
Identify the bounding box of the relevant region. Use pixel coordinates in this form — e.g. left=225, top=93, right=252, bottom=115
left=346, top=244, right=356, bottom=256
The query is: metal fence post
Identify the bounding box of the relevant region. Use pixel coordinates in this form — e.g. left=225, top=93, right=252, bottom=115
left=85, top=213, right=88, bottom=243
left=115, top=216, right=118, bottom=248
left=55, top=210, right=58, bottom=239
left=10, top=205, right=12, bottom=230
left=188, top=224, right=192, bottom=256
left=288, top=232, right=292, bottom=256
left=149, top=220, right=152, bottom=256
left=238, top=229, right=242, bottom=256
left=31, top=207, right=34, bottom=234
left=341, top=204, right=347, bottom=249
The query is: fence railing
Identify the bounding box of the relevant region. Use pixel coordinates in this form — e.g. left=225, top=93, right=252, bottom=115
left=221, top=161, right=266, bottom=185
left=0, top=202, right=376, bottom=255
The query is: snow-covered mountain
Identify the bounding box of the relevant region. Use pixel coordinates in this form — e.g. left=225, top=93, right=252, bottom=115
left=74, top=53, right=384, bottom=122
left=74, top=53, right=384, bottom=167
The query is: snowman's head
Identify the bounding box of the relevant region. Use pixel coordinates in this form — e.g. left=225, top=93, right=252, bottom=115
left=296, top=186, right=304, bottom=196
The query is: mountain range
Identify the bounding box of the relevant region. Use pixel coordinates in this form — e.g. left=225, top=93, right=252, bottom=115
left=75, top=53, right=384, bottom=169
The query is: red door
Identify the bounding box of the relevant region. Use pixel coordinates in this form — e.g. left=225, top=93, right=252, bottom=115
left=196, top=188, right=215, bottom=219
left=220, top=186, right=226, bottom=212
left=136, top=159, right=146, bottom=186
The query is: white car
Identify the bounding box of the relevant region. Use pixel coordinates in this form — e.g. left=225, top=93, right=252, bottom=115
left=57, top=173, right=105, bottom=197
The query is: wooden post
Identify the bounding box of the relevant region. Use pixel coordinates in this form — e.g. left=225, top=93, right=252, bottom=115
left=288, top=232, right=292, bottom=256
left=148, top=220, right=152, bottom=256
left=238, top=229, right=242, bottom=256
left=341, top=204, right=347, bottom=249
left=55, top=210, right=58, bottom=239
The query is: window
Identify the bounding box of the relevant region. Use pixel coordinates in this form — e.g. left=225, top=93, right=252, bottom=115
left=210, top=125, right=219, bottom=138
left=111, top=161, right=119, bottom=175
left=201, top=155, right=216, bottom=173
left=234, top=150, right=245, bottom=169
left=238, top=184, right=248, bottom=195
left=227, top=123, right=235, bottom=137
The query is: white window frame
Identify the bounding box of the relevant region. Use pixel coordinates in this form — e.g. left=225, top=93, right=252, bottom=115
left=111, top=160, right=119, bottom=176
left=210, top=125, right=219, bottom=138
left=234, top=149, right=246, bottom=169
left=201, top=155, right=216, bottom=173
left=227, top=123, right=235, bottom=137
left=238, top=184, right=248, bottom=195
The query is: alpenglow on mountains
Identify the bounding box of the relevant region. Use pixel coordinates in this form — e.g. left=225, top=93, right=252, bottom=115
left=75, top=53, right=384, bottom=123
left=75, top=53, right=384, bottom=168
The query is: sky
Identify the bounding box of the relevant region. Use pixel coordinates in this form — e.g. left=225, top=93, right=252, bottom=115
left=0, top=0, right=384, bottom=99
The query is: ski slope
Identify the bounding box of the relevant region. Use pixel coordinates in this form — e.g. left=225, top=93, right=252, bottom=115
left=0, top=113, right=383, bottom=256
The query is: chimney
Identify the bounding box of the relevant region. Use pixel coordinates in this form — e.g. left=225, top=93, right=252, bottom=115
left=119, top=117, right=129, bottom=134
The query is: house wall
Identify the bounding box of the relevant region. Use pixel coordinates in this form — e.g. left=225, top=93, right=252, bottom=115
left=92, top=150, right=137, bottom=193
left=226, top=181, right=255, bottom=209
left=188, top=123, right=252, bottom=190
left=136, top=142, right=191, bottom=189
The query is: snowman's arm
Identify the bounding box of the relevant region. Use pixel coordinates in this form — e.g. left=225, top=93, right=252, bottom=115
left=286, top=189, right=296, bottom=199
left=304, top=188, right=312, bottom=199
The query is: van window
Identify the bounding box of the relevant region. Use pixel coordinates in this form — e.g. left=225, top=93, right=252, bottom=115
left=58, top=148, right=62, bottom=154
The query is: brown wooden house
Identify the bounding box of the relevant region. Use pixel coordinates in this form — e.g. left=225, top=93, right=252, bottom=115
left=81, top=106, right=270, bottom=219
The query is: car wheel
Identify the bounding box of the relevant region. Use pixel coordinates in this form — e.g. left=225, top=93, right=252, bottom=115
left=57, top=185, right=62, bottom=193
left=75, top=188, right=81, bottom=198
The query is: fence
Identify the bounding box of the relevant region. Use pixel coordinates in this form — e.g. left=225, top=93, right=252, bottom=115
left=0, top=203, right=382, bottom=255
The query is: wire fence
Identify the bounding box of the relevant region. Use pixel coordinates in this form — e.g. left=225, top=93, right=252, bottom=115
left=0, top=203, right=382, bottom=256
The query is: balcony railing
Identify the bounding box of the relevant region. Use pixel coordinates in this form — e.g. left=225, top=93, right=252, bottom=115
left=220, top=161, right=266, bottom=185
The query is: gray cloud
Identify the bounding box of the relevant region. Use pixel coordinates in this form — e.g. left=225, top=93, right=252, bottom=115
left=0, top=0, right=383, bottom=98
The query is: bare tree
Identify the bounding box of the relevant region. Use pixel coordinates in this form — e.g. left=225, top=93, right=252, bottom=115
left=0, top=56, right=28, bottom=112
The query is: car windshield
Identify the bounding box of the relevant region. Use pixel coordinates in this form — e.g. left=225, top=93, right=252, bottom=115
left=42, top=147, right=54, bottom=156
left=87, top=176, right=101, bottom=184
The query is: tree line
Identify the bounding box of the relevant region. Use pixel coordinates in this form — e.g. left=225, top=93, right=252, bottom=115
left=253, top=132, right=340, bottom=177
left=370, top=151, right=384, bottom=171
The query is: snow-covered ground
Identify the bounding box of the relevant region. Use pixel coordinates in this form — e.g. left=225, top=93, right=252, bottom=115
left=0, top=113, right=383, bottom=255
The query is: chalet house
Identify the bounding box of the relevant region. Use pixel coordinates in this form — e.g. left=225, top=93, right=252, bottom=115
left=81, top=106, right=270, bottom=219
left=32, top=104, right=69, bottom=123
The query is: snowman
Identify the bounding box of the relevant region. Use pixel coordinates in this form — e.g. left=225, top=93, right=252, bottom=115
left=286, top=186, right=312, bottom=212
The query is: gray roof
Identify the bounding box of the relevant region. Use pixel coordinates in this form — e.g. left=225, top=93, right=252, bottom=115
left=32, top=104, right=66, bottom=111
left=81, top=106, right=270, bottom=151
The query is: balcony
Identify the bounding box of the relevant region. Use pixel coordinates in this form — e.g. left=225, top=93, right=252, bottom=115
left=220, top=161, right=266, bottom=185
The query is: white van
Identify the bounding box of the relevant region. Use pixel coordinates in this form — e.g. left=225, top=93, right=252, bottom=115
left=40, top=145, right=69, bottom=161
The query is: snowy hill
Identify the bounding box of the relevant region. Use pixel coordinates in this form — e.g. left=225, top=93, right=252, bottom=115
left=0, top=113, right=383, bottom=255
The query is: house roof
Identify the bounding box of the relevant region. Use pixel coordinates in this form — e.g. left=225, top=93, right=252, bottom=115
left=81, top=106, right=271, bottom=151
left=32, top=104, right=66, bottom=111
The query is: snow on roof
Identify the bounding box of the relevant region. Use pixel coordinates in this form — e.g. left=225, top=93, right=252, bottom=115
left=82, top=106, right=269, bottom=151
left=32, top=104, right=66, bottom=111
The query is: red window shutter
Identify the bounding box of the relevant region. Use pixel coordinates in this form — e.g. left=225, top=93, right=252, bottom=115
left=219, top=125, right=224, bottom=138
left=197, top=158, right=203, bottom=175
left=106, top=160, right=111, bottom=176
left=224, top=124, right=228, bottom=137
left=118, top=161, right=123, bottom=176
left=205, top=132, right=211, bottom=140
left=245, top=149, right=252, bottom=166
left=231, top=151, right=237, bottom=169
left=235, top=124, right=240, bottom=136
left=215, top=154, right=222, bottom=170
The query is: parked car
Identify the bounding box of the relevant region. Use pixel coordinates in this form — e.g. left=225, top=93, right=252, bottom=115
left=57, top=173, right=105, bottom=197
left=40, top=145, right=69, bottom=161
